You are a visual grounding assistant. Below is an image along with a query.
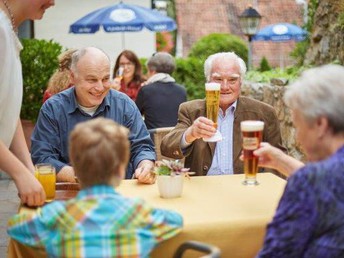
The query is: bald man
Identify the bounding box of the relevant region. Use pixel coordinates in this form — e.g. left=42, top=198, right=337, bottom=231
left=31, top=47, right=156, bottom=184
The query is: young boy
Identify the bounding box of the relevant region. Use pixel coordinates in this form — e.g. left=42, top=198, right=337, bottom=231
left=7, top=118, right=183, bottom=257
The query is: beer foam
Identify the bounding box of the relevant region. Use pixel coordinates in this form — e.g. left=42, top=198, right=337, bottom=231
left=205, top=83, right=220, bottom=90
left=241, top=120, right=264, bottom=132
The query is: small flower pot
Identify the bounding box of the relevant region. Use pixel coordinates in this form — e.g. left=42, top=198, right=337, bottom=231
left=157, top=175, right=184, bottom=199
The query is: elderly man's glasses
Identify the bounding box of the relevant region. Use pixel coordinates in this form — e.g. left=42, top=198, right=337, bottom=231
left=211, top=76, right=240, bottom=86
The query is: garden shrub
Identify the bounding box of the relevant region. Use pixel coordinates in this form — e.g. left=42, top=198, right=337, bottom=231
left=20, top=39, right=63, bottom=122
left=259, top=57, right=271, bottom=72
left=173, top=57, right=205, bottom=100
left=188, top=33, right=248, bottom=63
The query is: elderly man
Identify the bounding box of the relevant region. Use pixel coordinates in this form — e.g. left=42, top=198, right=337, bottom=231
left=135, top=52, right=187, bottom=129
left=31, top=47, right=156, bottom=184
left=161, top=52, right=286, bottom=175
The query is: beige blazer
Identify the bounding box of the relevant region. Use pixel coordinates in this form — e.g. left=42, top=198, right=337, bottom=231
left=161, top=96, right=286, bottom=175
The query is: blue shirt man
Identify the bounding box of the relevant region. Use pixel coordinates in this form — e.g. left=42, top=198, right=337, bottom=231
left=31, top=47, right=156, bottom=183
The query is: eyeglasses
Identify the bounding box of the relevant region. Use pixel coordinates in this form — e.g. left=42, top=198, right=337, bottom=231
left=119, top=62, right=134, bottom=68
left=211, top=76, right=240, bottom=86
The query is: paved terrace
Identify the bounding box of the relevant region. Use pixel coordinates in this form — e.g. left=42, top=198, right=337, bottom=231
left=0, top=178, right=19, bottom=258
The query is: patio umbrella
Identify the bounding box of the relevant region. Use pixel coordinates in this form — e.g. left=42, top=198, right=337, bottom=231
left=69, top=1, right=177, bottom=49
left=252, top=23, right=307, bottom=69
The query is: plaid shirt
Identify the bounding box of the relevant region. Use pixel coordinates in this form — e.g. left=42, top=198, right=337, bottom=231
left=8, top=185, right=183, bottom=258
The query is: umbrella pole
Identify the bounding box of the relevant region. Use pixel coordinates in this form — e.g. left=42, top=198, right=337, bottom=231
left=121, top=32, right=125, bottom=50
left=279, top=43, right=284, bottom=70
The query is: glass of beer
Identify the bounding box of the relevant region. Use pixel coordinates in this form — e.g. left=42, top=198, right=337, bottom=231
left=35, top=163, right=56, bottom=202
left=203, top=82, right=222, bottom=142
left=116, top=66, right=124, bottom=81
left=241, top=120, right=264, bottom=186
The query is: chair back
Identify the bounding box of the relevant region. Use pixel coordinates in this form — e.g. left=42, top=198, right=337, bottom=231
left=148, top=127, right=176, bottom=161
left=173, top=240, right=221, bottom=258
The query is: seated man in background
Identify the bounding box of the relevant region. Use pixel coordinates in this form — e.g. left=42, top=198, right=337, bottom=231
left=161, top=52, right=286, bottom=176
left=31, top=47, right=156, bottom=184
left=135, top=52, right=187, bottom=129
left=8, top=118, right=183, bottom=257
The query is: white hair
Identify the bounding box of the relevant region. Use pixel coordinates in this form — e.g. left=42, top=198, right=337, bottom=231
left=284, top=64, right=344, bottom=134
left=204, top=52, right=247, bottom=82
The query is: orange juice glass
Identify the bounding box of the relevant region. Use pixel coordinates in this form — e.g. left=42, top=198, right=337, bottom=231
left=35, top=163, right=56, bottom=202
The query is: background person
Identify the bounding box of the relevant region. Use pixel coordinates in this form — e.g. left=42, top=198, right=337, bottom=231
left=161, top=52, right=286, bottom=176
left=42, top=48, right=77, bottom=103
left=112, top=50, right=145, bottom=101
left=136, top=52, right=187, bottom=130
left=8, top=118, right=183, bottom=257
left=31, top=47, right=156, bottom=184
left=256, top=64, right=344, bottom=257
left=0, top=0, right=55, bottom=206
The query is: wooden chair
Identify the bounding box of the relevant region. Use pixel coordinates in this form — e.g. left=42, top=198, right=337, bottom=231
left=148, top=127, right=178, bottom=162
left=173, top=241, right=221, bottom=258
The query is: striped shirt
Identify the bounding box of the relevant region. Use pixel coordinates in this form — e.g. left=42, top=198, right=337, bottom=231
left=207, top=102, right=237, bottom=175
left=8, top=185, right=183, bottom=258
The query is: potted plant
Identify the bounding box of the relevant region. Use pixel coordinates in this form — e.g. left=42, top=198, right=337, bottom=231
left=153, top=160, right=191, bottom=199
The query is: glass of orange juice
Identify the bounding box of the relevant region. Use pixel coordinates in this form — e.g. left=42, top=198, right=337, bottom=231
left=35, top=163, right=56, bottom=202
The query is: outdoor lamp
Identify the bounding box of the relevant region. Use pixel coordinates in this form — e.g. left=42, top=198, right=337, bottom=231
left=239, top=6, right=262, bottom=70
left=153, top=0, right=168, bottom=16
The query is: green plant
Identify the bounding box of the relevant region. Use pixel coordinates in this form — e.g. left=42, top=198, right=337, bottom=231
left=291, top=0, right=319, bottom=66
left=245, top=66, right=309, bottom=83
left=188, top=33, right=248, bottom=64
left=153, top=160, right=190, bottom=176
left=173, top=57, right=205, bottom=100
left=20, top=39, right=63, bottom=122
left=258, top=57, right=271, bottom=72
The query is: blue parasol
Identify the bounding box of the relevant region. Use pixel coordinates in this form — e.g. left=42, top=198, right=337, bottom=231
left=69, top=2, right=177, bottom=49
left=252, top=23, right=307, bottom=68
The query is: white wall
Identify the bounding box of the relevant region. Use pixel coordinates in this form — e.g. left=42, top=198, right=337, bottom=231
left=34, top=0, right=156, bottom=62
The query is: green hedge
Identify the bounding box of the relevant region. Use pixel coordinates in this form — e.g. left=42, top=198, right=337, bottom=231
left=20, top=39, right=63, bottom=122
left=173, top=57, right=205, bottom=100
left=188, top=33, right=248, bottom=64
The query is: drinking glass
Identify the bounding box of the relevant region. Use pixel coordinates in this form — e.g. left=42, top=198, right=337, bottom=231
left=203, top=82, right=222, bottom=142
left=116, top=66, right=124, bottom=81
left=241, top=120, right=264, bottom=186
left=35, top=163, right=56, bottom=202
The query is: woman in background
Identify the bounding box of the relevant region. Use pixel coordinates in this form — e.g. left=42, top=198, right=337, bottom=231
left=112, top=50, right=145, bottom=101
left=43, top=48, right=76, bottom=102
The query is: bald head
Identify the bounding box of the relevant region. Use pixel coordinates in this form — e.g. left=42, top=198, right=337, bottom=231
left=70, top=47, right=112, bottom=107
left=71, top=47, right=110, bottom=74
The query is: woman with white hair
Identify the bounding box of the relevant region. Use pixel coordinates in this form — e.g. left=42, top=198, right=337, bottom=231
left=256, top=64, right=344, bottom=257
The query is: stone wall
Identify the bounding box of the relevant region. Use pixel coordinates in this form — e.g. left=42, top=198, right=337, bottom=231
left=305, top=0, right=344, bottom=65
left=241, top=81, right=306, bottom=162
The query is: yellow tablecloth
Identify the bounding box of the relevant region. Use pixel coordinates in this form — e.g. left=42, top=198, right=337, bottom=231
left=7, top=173, right=286, bottom=258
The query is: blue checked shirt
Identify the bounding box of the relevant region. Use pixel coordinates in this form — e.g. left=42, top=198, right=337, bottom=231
left=8, top=185, right=183, bottom=258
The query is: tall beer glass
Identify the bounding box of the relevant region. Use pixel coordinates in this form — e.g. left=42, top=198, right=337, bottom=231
left=241, top=120, right=264, bottom=185
left=203, top=82, right=222, bottom=142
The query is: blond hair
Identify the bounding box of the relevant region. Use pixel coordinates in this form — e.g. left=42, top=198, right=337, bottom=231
left=69, top=118, right=130, bottom=188
left=46, top=49, right=77, bottom=95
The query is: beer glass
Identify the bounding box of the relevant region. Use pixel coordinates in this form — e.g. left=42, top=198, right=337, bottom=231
left=115, top=66, right=124, bottom=81
left=203, top=82, right=222, bottom=142
left=241, top=120, right=264, bottom=185
left=35, top=163, right=56, bottom=202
